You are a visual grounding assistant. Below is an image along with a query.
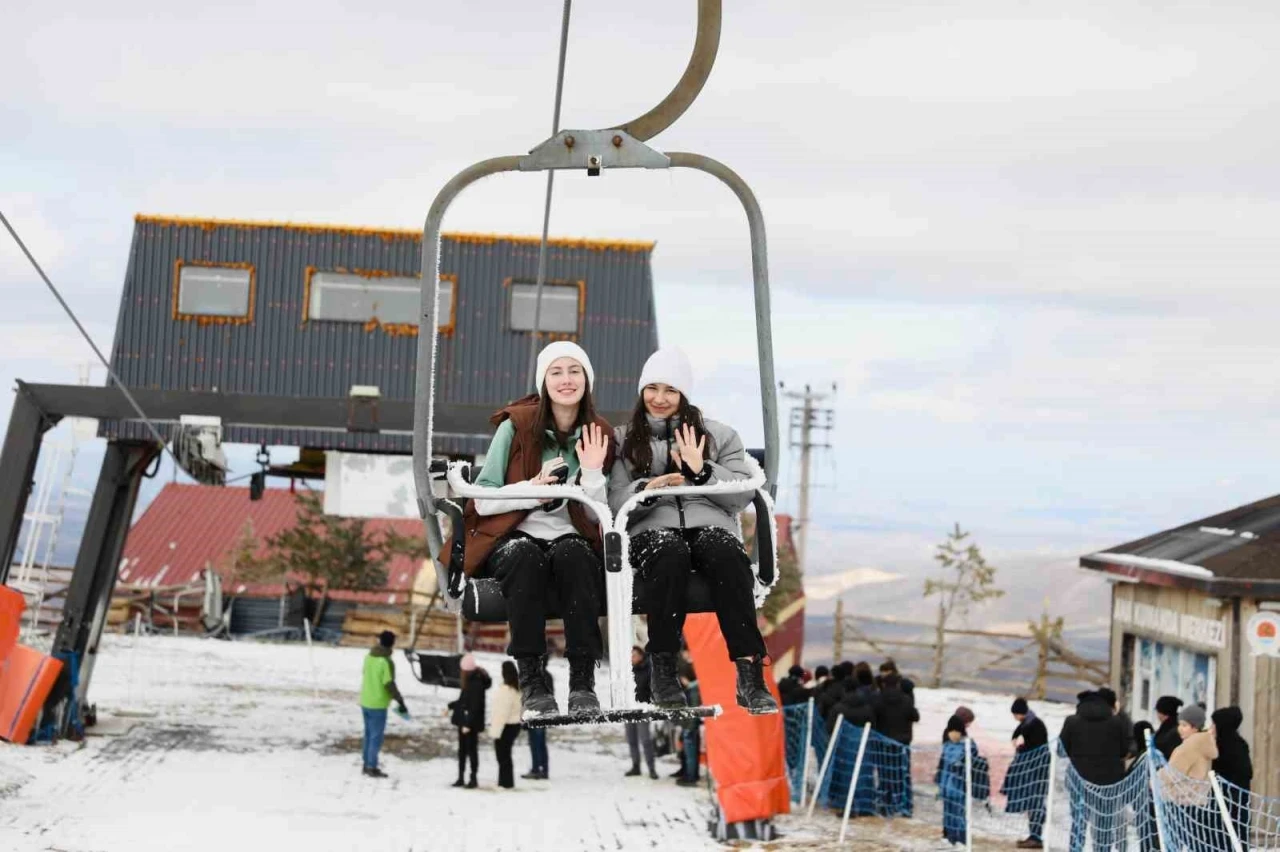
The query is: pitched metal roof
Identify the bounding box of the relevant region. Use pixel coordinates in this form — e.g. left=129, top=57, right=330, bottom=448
left=1080, top=493, right=1280, bottom=596
left=120, top=483, right=426, bottom=603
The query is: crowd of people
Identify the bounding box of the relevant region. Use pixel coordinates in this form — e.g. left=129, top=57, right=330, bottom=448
left=778, top=660, right=1256, bottom=850
left=354, top=640, right=708, bottom=791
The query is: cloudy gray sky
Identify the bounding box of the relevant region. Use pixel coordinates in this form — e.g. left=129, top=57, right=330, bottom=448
left=6, top=0, right=1280, bottom=631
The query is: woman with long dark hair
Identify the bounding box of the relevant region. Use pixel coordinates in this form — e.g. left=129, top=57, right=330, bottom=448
left=608, top=347, right=776, bottom=714
left=444, top=341, right=615, bottom=719
left=489, top=660, right=524, bottom=789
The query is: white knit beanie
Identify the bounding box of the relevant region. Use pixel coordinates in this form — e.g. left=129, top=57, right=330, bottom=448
left=534, top=341, right=595, bottom=394
left=637, top=347, right=694, bottom=397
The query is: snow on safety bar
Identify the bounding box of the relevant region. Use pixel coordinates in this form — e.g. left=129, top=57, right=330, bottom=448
left=443, top=463, right=614, bottom=530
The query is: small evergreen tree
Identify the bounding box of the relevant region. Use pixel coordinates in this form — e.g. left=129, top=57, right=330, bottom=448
left=924, top=523, right=1003, bottom=687
left=236, top=492, right=422, bottom=597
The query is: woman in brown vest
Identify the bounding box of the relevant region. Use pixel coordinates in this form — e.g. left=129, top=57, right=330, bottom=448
left=451, top=341, right=615, bottom=719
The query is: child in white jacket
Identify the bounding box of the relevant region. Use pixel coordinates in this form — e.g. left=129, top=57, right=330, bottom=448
left=490, top=660, right=526, bottom=788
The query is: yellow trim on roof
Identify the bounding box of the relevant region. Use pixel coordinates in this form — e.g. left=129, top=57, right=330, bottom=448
left=134, top=213, right=655, bottom=253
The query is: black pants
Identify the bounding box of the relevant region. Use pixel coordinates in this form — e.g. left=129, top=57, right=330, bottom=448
left=486, top=532, right=604, bottom=660
left=457, top=728, right=479, bottom=781
left=633, top=526, right=766, bottom=660
left=495, top=724, right=521, bottom=788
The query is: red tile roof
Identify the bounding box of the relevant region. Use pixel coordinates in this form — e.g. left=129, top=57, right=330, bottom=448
left=120, top=485, right=797, bottom=602
left=120, top=484, right=426, bottom=602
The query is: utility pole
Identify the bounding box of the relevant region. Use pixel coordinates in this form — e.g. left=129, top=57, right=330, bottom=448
left=780, top=382, right=835, bottom=574
left=832, top=597, right=845, bottom=664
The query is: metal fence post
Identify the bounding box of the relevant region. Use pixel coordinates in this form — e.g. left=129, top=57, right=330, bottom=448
left=1044, top=742, right=1058, bottom=851
left=838, top=722, right=872, bottom=843
left=1145, top=733, right=1169, bottom=852
left=1210, top=771, right=1243, bottom=852
left=807, top=715, right=843, bottom=818
left=964, top=736, right=974, bottom=852
left=800, top=697, right=814, bottom=807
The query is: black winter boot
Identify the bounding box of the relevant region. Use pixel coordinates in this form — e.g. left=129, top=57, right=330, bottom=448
left=567, top=656, right=602, bottom=715
left=517, top=656, right=559, bottom=719
left=649, top=652, right=688, bottom=708
left=734, top=657, right=779, bottom=715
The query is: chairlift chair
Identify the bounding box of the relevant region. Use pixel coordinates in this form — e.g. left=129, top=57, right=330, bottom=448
left=411, top=0, right=780, bottom=725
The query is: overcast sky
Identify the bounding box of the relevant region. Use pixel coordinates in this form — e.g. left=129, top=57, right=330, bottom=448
left=6, top=0, right=1280, bottom=625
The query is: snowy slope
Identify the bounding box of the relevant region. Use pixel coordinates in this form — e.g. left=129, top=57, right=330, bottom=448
left=0, top=636, right=718, bottom=852
left=0, top=635, right=1076, bottom=852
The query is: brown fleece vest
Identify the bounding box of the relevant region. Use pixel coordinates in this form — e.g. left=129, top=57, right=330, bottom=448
left=444, top=395, right=615, bottom=577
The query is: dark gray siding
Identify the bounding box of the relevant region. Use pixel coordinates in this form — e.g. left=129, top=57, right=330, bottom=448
left=103, top=216, right=659, bottom=452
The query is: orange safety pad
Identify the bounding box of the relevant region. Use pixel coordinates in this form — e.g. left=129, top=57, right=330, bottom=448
left=684, top=612, right=791, bottom=824
left=0, top=585, right=22, bottom=665
left=0, top=644, right=63, bottom=744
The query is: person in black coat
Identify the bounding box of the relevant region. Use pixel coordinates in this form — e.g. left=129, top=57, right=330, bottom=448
left=1060, top=690, right=1130, bottom=851
left=1003, top=698, right=1050, bottom=849
left=1097, top=687, right=1137, bottom=758
left=874, top=672, right=918, bottom=817
left=778, top=665, right=810, bottom=706
left=1153, top=695, right=1184, bottom=760
left=448, top=655, right=491, bottom=788
left=1212, top=706, right=1253, bottom=849
left=828, top=664, right=879, bottom=732
left=816, top=661, right=853, bottom=722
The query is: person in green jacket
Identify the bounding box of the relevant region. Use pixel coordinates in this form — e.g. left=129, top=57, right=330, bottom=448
left=361, top=630, right=408, bottom=778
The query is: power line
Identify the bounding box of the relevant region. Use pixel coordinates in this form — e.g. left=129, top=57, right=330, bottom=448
left=0, top=209, right=178, bottom=466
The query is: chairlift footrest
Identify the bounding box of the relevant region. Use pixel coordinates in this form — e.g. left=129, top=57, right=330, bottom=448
left=523, top=704, right=721, bottom=728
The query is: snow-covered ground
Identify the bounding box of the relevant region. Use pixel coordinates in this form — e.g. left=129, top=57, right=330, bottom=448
left=0, top=635, right=1073, bottom=851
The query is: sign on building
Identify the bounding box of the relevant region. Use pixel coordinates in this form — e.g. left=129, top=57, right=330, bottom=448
left=1112, top=597, right=1228, bottom=650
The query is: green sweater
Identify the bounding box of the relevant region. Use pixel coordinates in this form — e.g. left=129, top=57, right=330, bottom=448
left=475, top=420, right=585, bottom=487
left=472, top=420, right=609, bottom=539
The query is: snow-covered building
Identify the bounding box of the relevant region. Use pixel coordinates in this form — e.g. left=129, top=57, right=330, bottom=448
left=1081, top=494, right=1280, bottom=798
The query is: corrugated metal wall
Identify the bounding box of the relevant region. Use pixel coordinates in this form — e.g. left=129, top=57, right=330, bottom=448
left=104, top=216, right=659, bottom=453
left=228, top=595, right=295, bottom=634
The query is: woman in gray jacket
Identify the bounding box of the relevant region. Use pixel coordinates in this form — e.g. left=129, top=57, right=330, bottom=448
left=609, top=347, right=778, bottom=715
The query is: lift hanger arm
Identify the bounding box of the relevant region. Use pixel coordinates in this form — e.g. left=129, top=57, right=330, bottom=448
left=610, top=0, right=721, bottom=142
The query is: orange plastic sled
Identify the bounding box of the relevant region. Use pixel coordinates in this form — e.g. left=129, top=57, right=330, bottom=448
left=684, top=612, right=790, bottom=824
left=0, top=644, right=63, bottom=744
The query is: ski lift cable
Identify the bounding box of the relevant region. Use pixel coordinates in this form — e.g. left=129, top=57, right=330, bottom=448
left=524, top=0, right=573, bottom=390
left=0, top=209, right=180, bottom=467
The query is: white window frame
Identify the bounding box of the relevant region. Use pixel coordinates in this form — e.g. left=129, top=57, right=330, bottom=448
left=176, top=263, right=252, bottom=318
left=306, top=271, right=454, bottom=329
left=508, top=280, right=580, bottom=334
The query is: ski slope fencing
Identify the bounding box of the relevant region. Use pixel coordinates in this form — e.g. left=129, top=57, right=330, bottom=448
left=783, top=702, right=1280, bottom=850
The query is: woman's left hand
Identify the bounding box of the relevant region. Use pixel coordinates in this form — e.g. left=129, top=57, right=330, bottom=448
left=575, top=423, right=609, bottom=471
left=671, top=423, right=706, bottom=474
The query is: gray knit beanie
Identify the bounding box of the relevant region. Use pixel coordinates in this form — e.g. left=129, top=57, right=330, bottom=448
left=1179, top=704, right=1206, bottom=731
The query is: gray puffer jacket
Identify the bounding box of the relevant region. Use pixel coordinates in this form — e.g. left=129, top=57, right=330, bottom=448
left=609, top=415, right=756, bottom=537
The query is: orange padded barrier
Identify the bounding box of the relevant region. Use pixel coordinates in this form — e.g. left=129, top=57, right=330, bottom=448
left=684, top=612, right=790, bottom=824
left=0, top=644, right=63, bottom=744
left=0, top=585, right=22, bottom=665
